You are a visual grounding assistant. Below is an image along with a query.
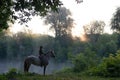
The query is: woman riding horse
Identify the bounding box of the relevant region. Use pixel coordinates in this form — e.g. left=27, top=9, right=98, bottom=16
left=39, top=46, right=44, bottom=66
left=24, top=49, right=55, bottom=75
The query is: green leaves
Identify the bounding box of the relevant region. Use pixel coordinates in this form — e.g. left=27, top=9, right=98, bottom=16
left=0, top=0, right=63, bottom=31
left=0, top=0, right=13, bottom=31
left=89, top=50, right=120, bottom=77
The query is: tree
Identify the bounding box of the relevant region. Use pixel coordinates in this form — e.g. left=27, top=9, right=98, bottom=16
left=12, top=32, right=34, bottom=58
left=0, top=31, right=8, bottom=59
left=111, top=7, right=120, bottom=32
left=0, top=0, right=83, bottom=31
left=83, top=20, right=105, bottom=43
left=44, top=7, right=74, bottom=47
left=44, top=7, right=74, bottom=38
left=0, top=0, right=62, bottom=31
left=83, top=20, right=105, bottom=34
left=0, top=0, right=13, bottom=31
left=111, top=7, right=120, bottom=49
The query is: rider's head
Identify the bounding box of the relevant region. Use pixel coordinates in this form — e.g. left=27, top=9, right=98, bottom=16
left=40, top=46, right=43, bottom=49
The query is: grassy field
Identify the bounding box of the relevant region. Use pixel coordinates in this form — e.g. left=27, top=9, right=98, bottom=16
left=0, top=72, right=120, bottom=80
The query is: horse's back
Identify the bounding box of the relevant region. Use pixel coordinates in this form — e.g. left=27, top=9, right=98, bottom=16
left=25, top=55, right=41, bottom=66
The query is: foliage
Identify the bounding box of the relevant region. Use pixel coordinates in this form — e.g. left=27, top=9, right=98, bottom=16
left=0, top=75, right=7, bottom=80
left=71, top=47, right=98, bottom=72
left=5, top=68, right=18, bottom=80
left=0, top=0, right=62, bottom=30
left=0, top=31, right=8, bottom=59
left=0, top=31, right=119, bottom=62
left=0, top=0, right=13, bottom=31
left=72, top=53, right=88, bottom=72
left=83, top=20, right=105, bottom=46
left=0, top=0, right=83, bottom=31
left=83, top=20, right=105, bottom=34
left=44, top=7, right=74, bottom=39
left=88, top=50, right=120, bottom=77
left=111, top=7, right=120, bottom=32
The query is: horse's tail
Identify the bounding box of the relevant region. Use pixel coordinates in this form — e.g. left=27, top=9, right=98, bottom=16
left=24, top=59, right=27, bottom=72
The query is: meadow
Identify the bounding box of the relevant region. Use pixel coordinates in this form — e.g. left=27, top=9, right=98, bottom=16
left=0, top=71, right=120, bottom=80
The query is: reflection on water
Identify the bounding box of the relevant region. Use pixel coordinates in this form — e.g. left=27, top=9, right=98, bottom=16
left=0, top=60, right=72, bottom=74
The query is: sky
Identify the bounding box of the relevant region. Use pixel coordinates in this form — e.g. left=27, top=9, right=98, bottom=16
left=10, top=0, right=120, bottom=37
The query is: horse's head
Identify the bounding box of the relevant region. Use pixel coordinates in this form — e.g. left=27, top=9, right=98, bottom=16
left=49, top=50, right=55, bottom=58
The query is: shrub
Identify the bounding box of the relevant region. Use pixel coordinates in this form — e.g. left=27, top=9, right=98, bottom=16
left=72, top=48, right=98, bottom=73
left=88, top=50, right=120, bottom=77
left=72, top=53, right=88, bottom=72
left=0, top=75, right=7, bottom=80
left=6, top=68, right=17, bottom=79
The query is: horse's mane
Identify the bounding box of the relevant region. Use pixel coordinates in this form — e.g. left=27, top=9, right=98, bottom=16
left=44, top=50, right=50, bottom=56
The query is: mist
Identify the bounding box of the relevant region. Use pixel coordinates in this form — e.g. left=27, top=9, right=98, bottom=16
left=0, top=60, right=72, bottom=74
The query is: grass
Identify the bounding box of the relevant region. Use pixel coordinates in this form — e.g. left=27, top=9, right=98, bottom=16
left=0, top=68, right=120, bottom=80
left=0, top=72, right=120, bottom=80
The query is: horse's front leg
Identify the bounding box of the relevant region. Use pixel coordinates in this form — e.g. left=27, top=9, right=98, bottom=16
left=43, top=66, right=46, bottom=76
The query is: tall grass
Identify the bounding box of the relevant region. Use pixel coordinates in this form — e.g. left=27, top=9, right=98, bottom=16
left=0, top=68, right=120, bottom=80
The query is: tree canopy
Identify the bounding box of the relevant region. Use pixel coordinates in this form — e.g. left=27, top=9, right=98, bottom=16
left=83, top=20, right=105, bottom=35
left=0, top=0, right=62, bottom=31
left=0, top=0, right=83, bottom=31
left=44, top=7, right=74, bottom=38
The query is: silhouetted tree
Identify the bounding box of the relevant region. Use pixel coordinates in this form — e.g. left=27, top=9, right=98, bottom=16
left=111, top=7, right=120, bottom=32
left=44, top=7, right=74, bottom=47
left=0, top=31, right=7, bottom=59
left=83, top=20, right=105, bottom=34
left=44, top=7, right=74, bottom=38
left=111, top=7, right=120, bottom=48
left=83, top=20, right=105, bottom=42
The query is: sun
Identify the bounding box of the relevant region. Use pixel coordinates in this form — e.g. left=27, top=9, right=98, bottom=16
left=72, top=27, right=88, bottom=41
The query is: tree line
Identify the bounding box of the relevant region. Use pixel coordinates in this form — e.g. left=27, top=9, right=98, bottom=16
left=0, top=30, right=119, bottom=61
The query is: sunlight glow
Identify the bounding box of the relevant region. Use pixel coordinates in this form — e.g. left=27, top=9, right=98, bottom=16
left=10, top=17, right=55, bottom=36
left=72, top=27, right=88, bottom=41
left=80, top=33, right=88, bottom=42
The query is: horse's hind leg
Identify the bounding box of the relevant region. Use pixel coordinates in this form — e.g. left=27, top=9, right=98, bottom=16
left=26, top=64, right=30, bottom=72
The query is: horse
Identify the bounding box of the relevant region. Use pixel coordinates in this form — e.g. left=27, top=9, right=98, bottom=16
left=24, top=50, right=55, bottom=75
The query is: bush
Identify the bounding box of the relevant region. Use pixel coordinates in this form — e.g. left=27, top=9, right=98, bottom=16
left=88, top=50, right=120, bottom=77
left=6, top=68, right=18, bottom=79
left=72, top=53, right=87, bottom=72
left=0, top=75, right=7, bottom=80
left=71, top=48, right=98, bottom=73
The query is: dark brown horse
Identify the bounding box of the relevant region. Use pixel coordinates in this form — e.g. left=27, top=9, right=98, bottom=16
left=24, top=50, right=55, bottom=75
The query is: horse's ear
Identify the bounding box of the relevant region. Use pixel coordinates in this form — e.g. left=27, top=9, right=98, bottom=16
left=52, top=50, right=56, bottom=54
left=49, top=49, right=55, bottom=54
left=52, top=50, right=54, bottom=53
left=50, top=49, right=52, bottom=52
